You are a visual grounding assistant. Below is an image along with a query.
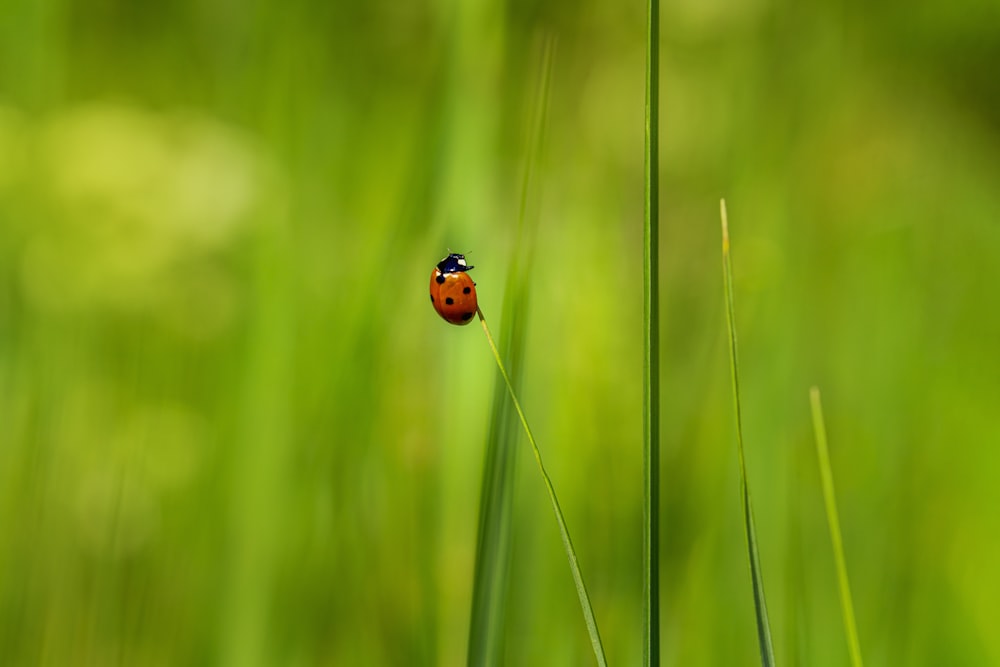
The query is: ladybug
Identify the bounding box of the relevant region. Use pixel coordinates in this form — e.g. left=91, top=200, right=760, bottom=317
left=430, top=253, right=478, bottom=325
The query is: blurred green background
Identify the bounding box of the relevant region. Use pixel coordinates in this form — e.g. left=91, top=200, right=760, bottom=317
left=2, top=0, right=999, bottom=664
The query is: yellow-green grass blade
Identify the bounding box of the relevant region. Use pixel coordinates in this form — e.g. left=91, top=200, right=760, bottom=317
left=467, top=341, right=519, bottom=667
left=643, top=0, right=661, bottom=663
left=809, top=387, right=865, bottom=667
left=721, top=199, right=776, bottom=666
left=477, top=308, right=609, bottom=667
left=467, top=37, right=555, bottom=667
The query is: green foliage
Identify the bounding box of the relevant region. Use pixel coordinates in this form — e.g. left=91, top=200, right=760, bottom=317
left=721, top=201, right=776, bottom=666
left=477, top=310, right=608, bottom=666
left=468, top=37, right=553, bottom=667
left=643, top=0, right=661, bottom=663
left=1, top=0, right=999, bottom=665
left=810, top=388, right=864, bottom=667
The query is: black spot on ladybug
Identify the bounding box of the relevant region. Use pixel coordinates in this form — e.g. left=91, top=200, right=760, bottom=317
left=463, top=286, right=471, bottom=294
left=461, top=312, right=474, bottom=321
left=436, top=274, right=445, bottom=284
left=430, top=295, right=435, bottom=303
left=445, top=297, right=454, bottom=305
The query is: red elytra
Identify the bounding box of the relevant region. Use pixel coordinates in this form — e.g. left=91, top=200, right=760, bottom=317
left=429, top=253, right=477, bottom=325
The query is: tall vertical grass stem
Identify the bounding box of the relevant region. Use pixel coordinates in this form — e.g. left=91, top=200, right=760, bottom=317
left=809, top=387, right=864, bottom=667
left=721, top=199, right=776, bottom=666
left=467, top=37, right=555, bottom=666
left=476, top=307, right=608, bottom=667
left=643, top=0, right=661, bottom=662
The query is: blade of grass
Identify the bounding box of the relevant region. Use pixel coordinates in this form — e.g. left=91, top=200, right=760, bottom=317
left=809, top=387, right=864, bottom=667
left=477, top=307, right=609, bottom=667
left=467, top=325, right=520, bottom=667
left=467, top=36, right=555, bottom=667
left=643, top=0, right=661, bottom=662
left=720, top=199, right=777, bottom=666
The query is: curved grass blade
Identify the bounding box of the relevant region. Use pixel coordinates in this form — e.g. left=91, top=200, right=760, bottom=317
left=809, top=387, right=865, bottom=667
left=477, top=307, right=609, bottom=667
left=720, top=199, right=777, bottom=666
left=467, top=36, right=556, bottom=667
left=643, top=0, right=661, bottom=663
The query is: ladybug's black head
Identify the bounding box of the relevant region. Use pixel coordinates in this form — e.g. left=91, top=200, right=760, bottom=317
left=437, top=253, right=474, bottom=274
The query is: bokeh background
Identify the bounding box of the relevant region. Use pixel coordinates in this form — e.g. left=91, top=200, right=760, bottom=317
left=2, top=0, right=999, bottom=665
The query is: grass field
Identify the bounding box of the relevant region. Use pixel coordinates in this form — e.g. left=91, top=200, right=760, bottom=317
left=2, top=0, right=999, bottom=664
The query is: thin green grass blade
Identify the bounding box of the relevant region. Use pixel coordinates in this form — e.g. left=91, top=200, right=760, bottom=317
left=467, top=37, right=555, bottom=667
left=809, top=387, right=865, bottom=667
left=720, top=199, right=777, bottom=666
left=467, top=341, right=519, bottom=667
left=643, top=0, right=661, bottom=662
left=477, top=308, right=609, bottom=667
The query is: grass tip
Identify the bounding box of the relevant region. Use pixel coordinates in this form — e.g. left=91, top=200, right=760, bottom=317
left=720, top=198, right=730, bottom=251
